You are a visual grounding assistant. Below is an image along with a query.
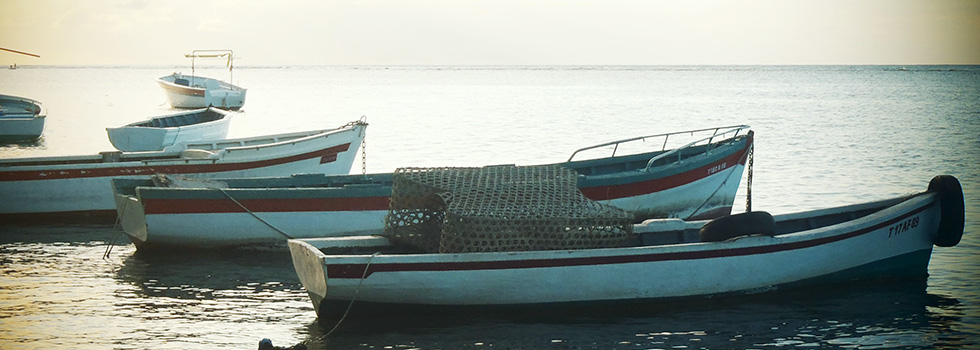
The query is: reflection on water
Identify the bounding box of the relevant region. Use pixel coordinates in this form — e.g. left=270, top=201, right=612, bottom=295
left=309, top=280, right=969, bottom=350
left=0, top=226, right=314, bottom=349
left=0, top=137, right=46, bottom=153
left=0, top=219, right=976, bottom=350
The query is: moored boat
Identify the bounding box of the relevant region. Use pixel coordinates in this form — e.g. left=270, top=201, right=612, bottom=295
left=0, top=119, right=367, bottom=224
left=288, top=175, right=965, bottom=325
left=0, top=93, right=46, bottom=142
left=106, top=107, right=232, bottom=152
left=112, top=125, right=754, bottom=250
left=157, top=49, right=246, bottom=109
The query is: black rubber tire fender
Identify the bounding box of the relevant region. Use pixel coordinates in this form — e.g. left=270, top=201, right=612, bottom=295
left=928, top=175, right=964, bottom=247
left=699, top=211, right=776, bottom=243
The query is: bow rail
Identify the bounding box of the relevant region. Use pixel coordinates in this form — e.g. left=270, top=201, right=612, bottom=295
left=567, top=125, right=750, bottom=172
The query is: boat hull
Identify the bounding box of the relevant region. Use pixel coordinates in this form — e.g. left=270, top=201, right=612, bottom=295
left=0, top=122, right=367, bottom=223
left=0, top=117, right=46, bottom=142
left=0, top=94, right=46, bottom=142
left=106, top=108, right=232, bottom=152
left=289, top=191, right=944, bottom=323
left=157, top=74, right=246, bottom=109
left=115, top=132, right=753, bottom=249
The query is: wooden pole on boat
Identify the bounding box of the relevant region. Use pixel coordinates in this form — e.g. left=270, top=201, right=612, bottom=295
left=0, top=47, right=40, bottom=58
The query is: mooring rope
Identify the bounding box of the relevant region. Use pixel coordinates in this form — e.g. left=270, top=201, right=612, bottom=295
left=216, top=187, right=294, bottom=239
left=320, top=252, right=379, bottom=339
left=103, top=203, right=127, bottom=259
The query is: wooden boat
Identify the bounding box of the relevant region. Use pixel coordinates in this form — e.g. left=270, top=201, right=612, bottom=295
left=288, top=175, right=965, bottom=325
left=0, top=93, right=46, bottom=142
left=157, top=50, right=246, bottom=110
left=112, top=125, right=754, bottom=250
left=0, top=119, right=367, bottom=224
left=106, top=107, right=232, bottom=152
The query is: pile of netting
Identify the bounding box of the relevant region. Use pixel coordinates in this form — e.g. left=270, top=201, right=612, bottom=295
left=383, top=165, right=635, bottom=253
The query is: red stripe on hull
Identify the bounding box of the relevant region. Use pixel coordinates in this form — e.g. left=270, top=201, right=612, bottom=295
left=140, top=143, right=747, bottom=215
left=0, top=143, right=352, bottom=181
left=326, top=201, right=935, bottom=279
left=579, top=145, right=750, bottom=201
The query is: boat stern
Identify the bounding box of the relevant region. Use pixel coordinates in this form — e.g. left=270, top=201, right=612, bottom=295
left=203, top=87, right=246, bottom=110
left=106, top=127, right=169, bottom=152
left=110, top=179, right=150, bottom=246
left=287, top=239, right=329, bottom=317
left=157, top=74, right=207, bottom=108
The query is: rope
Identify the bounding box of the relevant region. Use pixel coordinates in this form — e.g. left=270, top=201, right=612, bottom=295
left=103, top=202, right=127, bottom=259
left=320, top=252, right=379, bottom=339
left=684, top=141, right=753, bottom=220
left=216, top=188, right=294, bottom=239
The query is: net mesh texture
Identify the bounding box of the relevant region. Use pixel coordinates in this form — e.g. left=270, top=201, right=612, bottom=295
left=383, top=165, right=635, bottom=253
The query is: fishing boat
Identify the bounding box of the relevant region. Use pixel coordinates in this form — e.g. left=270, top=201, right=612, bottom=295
left=0, top=93, right=46, bottom=142
left=288, top=174, right=964, bottom=325
left=112, top=125, right=754, bottom=250
left=106, top=107, right=232, bottom=152
left=157, top=49, right=246, bottom=110
left=0, top=119, right=367, bottom=224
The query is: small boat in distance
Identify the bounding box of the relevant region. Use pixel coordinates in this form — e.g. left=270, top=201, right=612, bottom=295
left=106, top=107, right=232, bottom=152
left=0, top=93, right=46, bottom=142
left=1, top=119, right=367, bottom=224
left=112, top=125, right=754, bottom=250
left=157, top=49, right=246, bottom=110
left=1, top=47, right=39, bottom=71
left=288, top=175, right=965, bottom=326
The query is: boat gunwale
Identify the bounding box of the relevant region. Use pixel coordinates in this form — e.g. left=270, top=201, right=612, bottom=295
left=0, top=121, right=366, bottom=169
left=116, top=130, right=749, bottom=199
left=294, top=191, right=937, bottom=277
left=156, top=74, right=246, bottom=93
left=108, top=139, right=746, bottom=219
left=109, top=107, right=230, bottom=130
left=0, top=94, right=47, bottom=119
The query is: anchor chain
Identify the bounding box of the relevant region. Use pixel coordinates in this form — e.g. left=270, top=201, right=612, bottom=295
left=746, top=143, right=754, bottom=212
left=341, top=116, right=369, bottom=175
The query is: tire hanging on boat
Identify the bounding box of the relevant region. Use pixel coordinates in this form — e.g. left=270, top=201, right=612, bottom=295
left=928, top=175, right=964, bottom=247
left=699, top=211, right=776, bottom=242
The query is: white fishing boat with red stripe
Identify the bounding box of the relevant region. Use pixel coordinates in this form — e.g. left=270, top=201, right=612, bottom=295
left=288, top=175, right=965, bottom=325
left=157, top=50, right=246, bottom=110
left=0, top=119, right=367, bottom=224
left=112, top=125, right=754, bottom=250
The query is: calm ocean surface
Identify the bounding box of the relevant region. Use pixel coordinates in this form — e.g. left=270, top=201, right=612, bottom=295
left=1, top=65, right=978, bottom=349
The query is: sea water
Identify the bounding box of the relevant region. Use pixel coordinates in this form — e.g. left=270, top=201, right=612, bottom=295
left=0, top=65, right=977, bottom=349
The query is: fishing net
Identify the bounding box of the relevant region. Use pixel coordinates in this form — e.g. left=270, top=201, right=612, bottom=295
left=383, top=165, right=635, bottom=253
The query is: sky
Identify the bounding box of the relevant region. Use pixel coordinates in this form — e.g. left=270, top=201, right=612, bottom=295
left=1, top=0, right=978, bottom=66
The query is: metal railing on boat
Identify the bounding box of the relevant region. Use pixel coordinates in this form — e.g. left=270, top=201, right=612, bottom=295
left=566, top=125, right=750, bottom=172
